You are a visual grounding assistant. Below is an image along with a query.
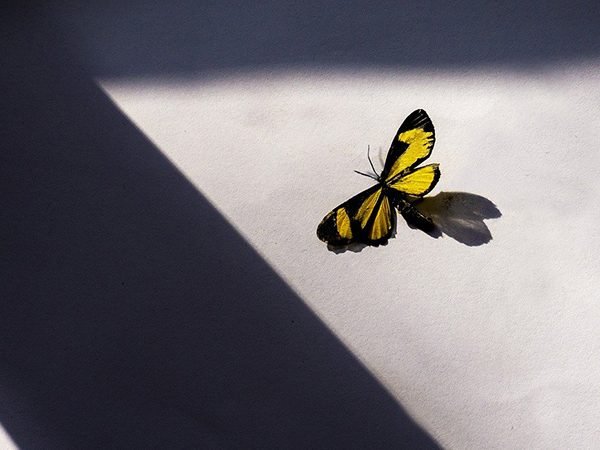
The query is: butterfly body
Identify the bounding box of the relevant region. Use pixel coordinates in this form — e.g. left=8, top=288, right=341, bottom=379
left=317, top=109, right=440, bottom=247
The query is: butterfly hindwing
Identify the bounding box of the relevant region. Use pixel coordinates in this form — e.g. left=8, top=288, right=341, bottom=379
left=381, top=109, right=435, bottom=183
left=388, top=163, right=440, bottom=196
left=317, top=185, right=396, bottom=246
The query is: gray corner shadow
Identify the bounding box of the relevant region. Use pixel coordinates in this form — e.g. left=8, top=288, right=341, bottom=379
left=411, top=192, right=502, bottom=246
left=0, top=10, right=439, bottom=450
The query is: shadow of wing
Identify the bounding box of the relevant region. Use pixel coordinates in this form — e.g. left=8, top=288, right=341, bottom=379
left=414, top=192, right=502, bottom=246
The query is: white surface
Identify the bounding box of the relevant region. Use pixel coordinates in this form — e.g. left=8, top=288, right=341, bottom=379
left=100, top=66, right=600, bottom=448
left=0, top=425, right=17, bottom=450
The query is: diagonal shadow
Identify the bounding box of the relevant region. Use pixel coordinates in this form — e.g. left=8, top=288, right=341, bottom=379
left=0, top=7, right=439, bottom=450
left=413, top=192, right=502, bottom=246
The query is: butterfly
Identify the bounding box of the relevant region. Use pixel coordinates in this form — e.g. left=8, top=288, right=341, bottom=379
left=317, top=109, right=440, bottom=247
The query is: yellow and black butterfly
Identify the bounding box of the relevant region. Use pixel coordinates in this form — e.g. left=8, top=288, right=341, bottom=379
left=317, top=109, right=440, bottom=247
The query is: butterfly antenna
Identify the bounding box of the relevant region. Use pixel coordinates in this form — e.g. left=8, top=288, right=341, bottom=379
left=367, top=145, right=378, bottom=178
left=354, top=169, right=379, bottom=180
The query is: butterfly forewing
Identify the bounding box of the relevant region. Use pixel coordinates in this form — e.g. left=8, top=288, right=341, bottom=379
left=381, top=109, right=435, bottom=182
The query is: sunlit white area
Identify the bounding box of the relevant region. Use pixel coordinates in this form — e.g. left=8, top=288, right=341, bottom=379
left=0, top=424, right=17, bottom=450
left=99, top=65, right=600, bottom=448
left=4, top=1, right=600, bottom=448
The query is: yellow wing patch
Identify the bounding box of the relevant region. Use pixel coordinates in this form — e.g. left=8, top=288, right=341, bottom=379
left=336, top=208, right=353, bottom=239
left=352, top=189, right=393, bottom=241
left=389, top=164, right=440, bottom=196
left=368, top=195, right=392, bottom=240
left=386, top=128, right=434, bottom=181
left=355, top=189, right=382, bottom=227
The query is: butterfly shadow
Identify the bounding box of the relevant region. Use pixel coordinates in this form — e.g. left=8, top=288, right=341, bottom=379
left=327, top=231, right=397, bottom=254
left=329, top=241, right=373, bottom=254
left=409, top=191, right=501, bottom=246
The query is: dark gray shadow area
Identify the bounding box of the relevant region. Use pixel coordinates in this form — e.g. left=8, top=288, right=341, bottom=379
left=48, top=0, right=600, bottom=77
left=329, top=242, right=369, bottom=254
left=413, top=192, right=502, bottom=246
left=0, top=8, right=439, bottom=450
